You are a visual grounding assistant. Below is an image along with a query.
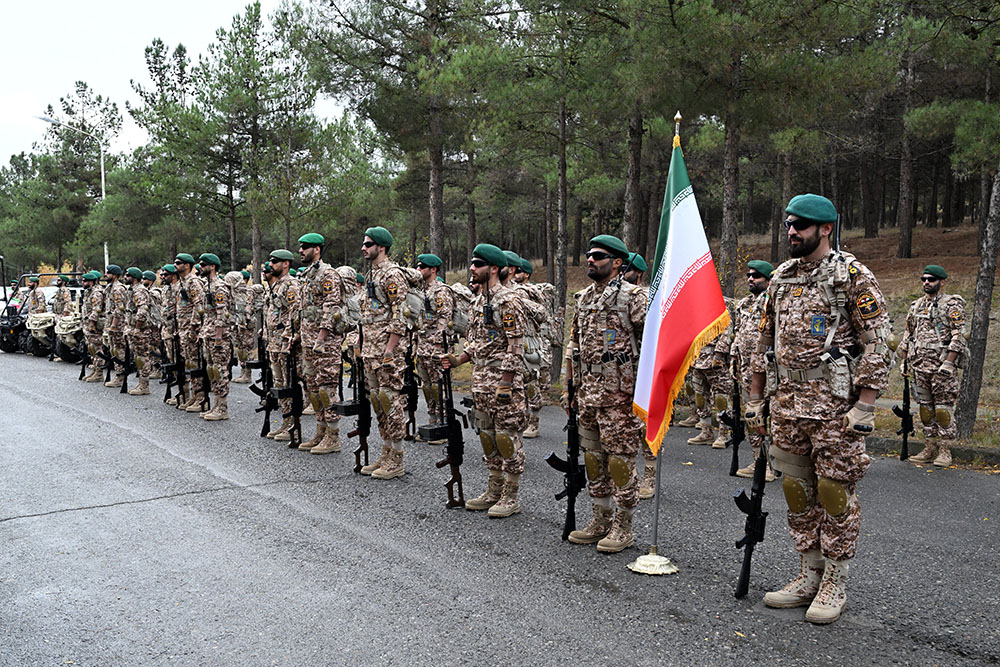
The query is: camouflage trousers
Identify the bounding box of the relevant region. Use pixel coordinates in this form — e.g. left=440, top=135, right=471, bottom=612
left=269, top=351, right=293, bottom=417
left=85, top=329, right=104, bottom=369
left=107, top=331, right=127, bottom=375
left=691, top=365, right=733, bottom=423
left=235, top=326, right=255, bottom=366
left=473, top=387, right=527, bottom=475
left=179, top=328, right=201, bottom=378
left=302, top=337, right=342, bottom=426
left=206, top=339, right=231, bottom=398
left=578, top=403, right=641, bottom=509
left=416, top=354, right=443, bottom=421
left=771, top=414, right=871, bottom=562
left=127, top=329, right=152, bottom=380
left=912, top=366, right=959, bottom=440
left=364, top=353, right=407, bottom=443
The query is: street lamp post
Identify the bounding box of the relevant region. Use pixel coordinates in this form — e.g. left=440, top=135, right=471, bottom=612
left=37, top=115, right=108, bottom=269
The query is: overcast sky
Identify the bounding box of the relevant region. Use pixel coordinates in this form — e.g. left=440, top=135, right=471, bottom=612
left=0, top=0, right=336, bottom=167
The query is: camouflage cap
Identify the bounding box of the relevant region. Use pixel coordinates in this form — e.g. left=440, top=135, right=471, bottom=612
left=364, top=226, right=393, bottom=248
left=126, top=267, right=143, bottom=279
left=747, top=260, right=775, bottom=279
left=142, top=270, right=157, bottom=281
left=785, top=194, right=837, bottom=223
left=298, top=232, right=325, bottom=246
left=923, top=264, right=947, bottom=279
left=589, top=235, right=629, bottom=260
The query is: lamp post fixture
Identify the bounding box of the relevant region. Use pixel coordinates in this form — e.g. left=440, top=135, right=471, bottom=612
left=35, top=115, right=106, bottom=201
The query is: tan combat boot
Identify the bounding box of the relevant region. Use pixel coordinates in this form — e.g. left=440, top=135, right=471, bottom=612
left=361, top=444, right=392, bottom=475
left=302, top=402, right=316, bottom=416
left=372, top=447, right=405, bottom=479
left=568, top=503, right=614, bottom=543
left=523, top=413, right=540, bottom=439
left=597, top=508, right=635, bottom=553
left=105, top=374, right=123, bottom=388
left=933, top=440, right=953, bottom=467
left=763, top=550, right=826, bottom=608
left=267, top=417, right=293, bottom=440
left=687, top=423, right=715, bottom=445
left=202, top=396, right=229, bottom=421
left=805, top=559, right=849, bottom=624
left=310, top=427, right=342, bottom=455
left=465, top=470, right=505, bottom=511
left=232, top=366, right=252, bottom=384
left=149, top=368, right=163, bottom=380
left=638, top=462, right=657, bottom=499
left=128, top=379, right=150, bottom=396
left=185, top=393, right=206, bottom=412
left=85, top=367, right=104, bottom=382
left=677, top=413, right=700, bottom=428
left=488, top=473, right=521, bottom=518
left=298, top=422, right=326, bottom=451
left=712, top=424, right=730, bottom=449
left=909, top=437, right=938, bottom=464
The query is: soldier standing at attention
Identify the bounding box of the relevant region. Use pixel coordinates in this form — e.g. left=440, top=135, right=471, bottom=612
left=296, top=233, right=345, bottom=454
left=51, top=274, right=73, bottom=317
left=686, top=303, right=734, bottom=448
left=414, top=253, right=453, bottom=430
left=24, top=276, right=46, bottom=314
left=160, top=265, right=181, bottom=401
left=442, top=243, right=529, bottom=518
left=81, top=271, right=106, bottom=382
left=198, top=254, right=233, bottom=421
left=264, top=250, right=299, bottom=440
left=231, top=270, right=255, bottom=384
left=748, top=194, right=891, bottom=624
left=731, top=260, right=777, bottom=481
left=174, top=253, right=206, bottom=410
left=563, top=235, right=646, bottom=552
left=125, top=267, right=153, bottom=396
left=503, top=252, right=545, bottom=439
left=358, top=226, right=410, bottom=479
left=899, top=265, right=967, bottom=467
left=103, top=265, right=129, bottom=388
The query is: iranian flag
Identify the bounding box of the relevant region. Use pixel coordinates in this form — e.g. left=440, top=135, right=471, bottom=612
left=633, top=133, right=730, bottom=455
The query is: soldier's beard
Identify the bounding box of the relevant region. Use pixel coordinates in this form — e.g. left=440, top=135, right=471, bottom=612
left=749, top=283, right=766, bottom=295
left=788, top=229, right=821, bottom=258
left=924, top=283, right=940, bottom=295
left=587, top=264, right=613, bottom=281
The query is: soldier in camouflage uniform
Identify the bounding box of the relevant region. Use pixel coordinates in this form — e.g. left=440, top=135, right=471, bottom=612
left=748, top=194, right=891, bottom=625
left=51, top=274, right=73, bottom=318
left=264, top=250, right=299, bottom=440
left=198, top=254, right=233, bottom=420
left=81, top=271, right=106, bottom=382
left=160, top=265, right=182, bottom=401
left=124, top=267, right=153, bottom=396
left=295, top=233, right=346, bottom=455
left=687, top=303, right=734, bottom=448
left=102, top=265, right=129, bottom=388
left=512, top=258, right=551, bottom=439
left=231, top=270, right=255, bottom=384
left=172, top=254, right=206, bottom=410
left=564, top=236, right=646, bottom=552
left=414, top=253, right=453, bottom=431
left=899, top=265, right=967, bottom=467
left=357, top=227, right=411, bottom=480
left=442, top=243, right=529, bottom=518
left=730, top=260, right=776, bottom=482
left=145, top=271, right=164, bottom=380
left=23, top=277, right=47, bottom=315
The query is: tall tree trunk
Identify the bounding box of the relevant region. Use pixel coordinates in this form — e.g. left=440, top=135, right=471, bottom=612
left=554, top=96, right=569, bottom=385
left=428, top=105, right=445, bottom=258
left=896, top=55, right=916, bottom=258
left=622, top=100, right=643, bottom=249
left=227, top=181, right=238, bottom=270
left=545, top=184, right=555, bottom=282
left=720, top=114, right=741, bottom=298
left=926, top=156, right=939, bottom=228
left=769, top=197, right=783, bottom=264
left=861, top=158, right=878, bottom=239
left=957, top=164, right=1000, bottom=438
left=465, top=151, right=476, bottom=267
left=942, top=165, right=954, bottom=227
left=572, top=201, right=582, bottom=267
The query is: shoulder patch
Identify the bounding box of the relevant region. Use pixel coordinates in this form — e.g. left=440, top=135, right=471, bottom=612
left=848, top=262, right=859, bottom=275
left=322, top=279, right=334, bottom=294
left=856, top=292, right=881, bottom=320
left=948, top=308, right=964, bottom=323
left=502, top=312, right=515, bottom=331
left=286, top=290, right=296, bottom=304
left=387, top=281, right=399, bottom=298
left=215, top=292, right=225, bottom=305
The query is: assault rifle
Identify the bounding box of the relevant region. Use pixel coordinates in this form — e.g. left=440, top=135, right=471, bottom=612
left=893, top=361, right=914, bottom=461
left=189, top=344, right=211, bottom=412
left=78, top=342, right=92, bottom=381
left=720, top=380, right=745, bottom=477
left=250, top=355, right=278, bottom=437
left=402, top=331, right=419, bottom=441
left=427, top=332, right=466, bottom=508
left=245, top=311, right=268, bottom=383
left=118, top=341, right=137, bottom=394
left=274, top=320, right=304, bottom=448
left=163, top=337, right=187, bottom=407
left=545, top=374, right=587, bottom=540
left=336, top=325, right=371, bottom=473
left=733, top=405, right=769, bottom=599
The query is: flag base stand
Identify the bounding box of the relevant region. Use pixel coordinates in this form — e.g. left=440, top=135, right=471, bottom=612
left=627, top=545, right=679, bottom=576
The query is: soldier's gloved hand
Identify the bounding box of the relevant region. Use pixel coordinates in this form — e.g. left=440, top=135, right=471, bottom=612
left=382, top=352, right=395, bottom=365
left=899, top=361, right=910, bottom=379
left=938, top=359, right=956, bottom=377
left=843, top=401, right=876, bottom=434
left=744, top=396, right=766, bottom=432
left=496, top=381, right=513, bottom=403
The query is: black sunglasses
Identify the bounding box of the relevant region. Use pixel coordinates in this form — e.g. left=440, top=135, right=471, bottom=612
left=416, top=263, right=429, bottom=269
left=747, top=272, right=764, bottom=280
left=586, top=250, right=613, bottom=262
left=783, top=218, right=817, bottom=232
left=362, top=241, right=376, bottom=248
left=470, top=259, right=488, bottom=268
left=921, top=276, right=939, bottom=283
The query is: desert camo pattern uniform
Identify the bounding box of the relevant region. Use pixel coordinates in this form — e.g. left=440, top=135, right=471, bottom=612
left=104, top=279, right=129, bottom=381
left=83, top=280, right=106, bottom=378
left=415, top=278, right=454, bottom=422
left=127, top=279, right=153, bottom=388
left=731, top=291, right=772, bottom=476
left=202, top=272, right=233, bottom=403
left=265, top=272, right=297, bottom=430
left=176, top=270, right=206, bottom=392
left=298, top=259, right=345, bottom=449
left=688, top=305, right=734, bottom=446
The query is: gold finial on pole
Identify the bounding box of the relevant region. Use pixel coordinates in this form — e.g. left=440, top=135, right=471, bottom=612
left=674, top=110, right=682, bottom=134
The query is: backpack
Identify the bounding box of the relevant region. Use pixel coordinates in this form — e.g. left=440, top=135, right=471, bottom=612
left=447, top=282, right=473, bottom=335
left=334, top=266, right=362, bottom=335
left=148, top=287, right=164, bottom=329
left=396, top=266, right=426, bottom=330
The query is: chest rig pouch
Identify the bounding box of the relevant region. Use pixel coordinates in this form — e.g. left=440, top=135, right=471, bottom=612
left=575, top=282, right=639, bottom=393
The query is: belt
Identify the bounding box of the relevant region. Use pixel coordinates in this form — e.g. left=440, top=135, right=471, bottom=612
left=775, top=363, right=825, bottom=382
left=582, top=352, right=632, bottom=374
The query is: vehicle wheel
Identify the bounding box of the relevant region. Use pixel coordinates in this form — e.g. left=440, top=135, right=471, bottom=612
left=0, top=335, right=18, bottom=353
left=18, top=330, right=32, bottom=354
left=56, top=339, right=81, bottom=363
left=30, top=337, right=50, bottom=357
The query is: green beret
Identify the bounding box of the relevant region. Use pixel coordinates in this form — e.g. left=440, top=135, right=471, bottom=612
left=785, top=194, right=837, bottom=223
left=57, top=274, right=69, bottom=282
left=747, top=260, right=775, bottom=279
left=589, top=235, right=629, bottom=260
left=298, top=232, right=325, bottom=246
left=28, top=276, right=40, bottom=283
left=472, top=243, right=507, bottom=267
left=106, top=264, right=123, bottom=276
left=355, top=272, right=365, bottom=284
left=923, top=265, right=947, bottom=279
left=503, top=250, right=522, bottom=268
left=627, top=252, right=648, bottom=273
left=289, top=268, right=298, bottom=277
left=142, top=271, right=157, bottom=281
left=263, top=262, right=273, bottom=274
left=175, top=253, right=196, bottom=265
left=161, top=264, right=177, bottom=274
left=240, top=270, right=250, bottom=279
left=80, top=271, right=96, bottom=281
left=199, top=253, right=222, bottom=268
left=417, top=253, right=442, bottom=268
left=520, top=258, right=534, bottom=275
left=364, top=226, right=393, bottom=248
left=269, top=249, right=295, bottom=262
left=126, top=267, right=143, bottom=280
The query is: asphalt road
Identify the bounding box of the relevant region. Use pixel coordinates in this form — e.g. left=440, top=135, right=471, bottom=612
left=1, top=352, right=998, bottom=666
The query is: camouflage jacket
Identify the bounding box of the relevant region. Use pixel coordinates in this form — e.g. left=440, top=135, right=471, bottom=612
left=104, top=281, right=129, bottom=333
left=569, top=280, right=647, bottom=407
left=52, top=286, right=73, bottom=317
left=901, top=292, right=967, bottom=372
left=84, top=284, right=105, bottom=332
left=298, top=260, right=343, bottom=341
left=25, top=288, right=47, bottom=315
left=730, top=292, right=767, bottom=383
left=127, top=283, right=151, bottom=335
left=202, top=274, right=233, bottom=341
left=467, top=282, right=527, bottom=391
left=416, top=279, right=454, bottom=357
left=359, top=256, right=408, bottom=359
left=265, top=274, right=296, bottom=354
left=176, top=272, right=206, bottom=330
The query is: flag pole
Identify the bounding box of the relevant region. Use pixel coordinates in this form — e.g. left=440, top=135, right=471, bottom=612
left=627, top=111, right=684, bottom=577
